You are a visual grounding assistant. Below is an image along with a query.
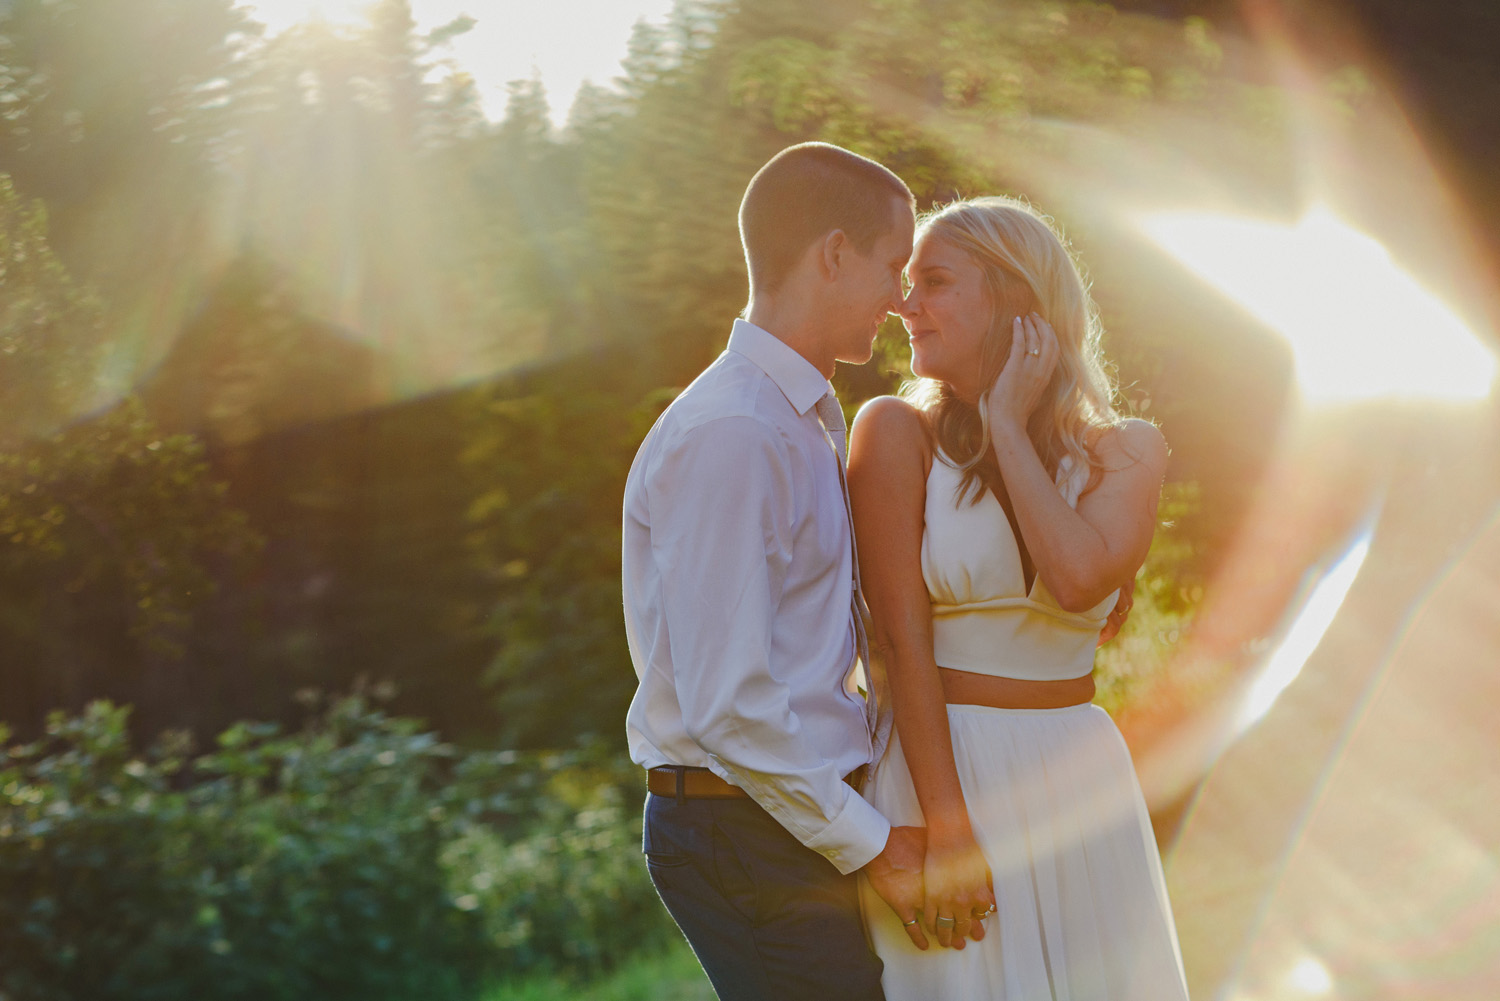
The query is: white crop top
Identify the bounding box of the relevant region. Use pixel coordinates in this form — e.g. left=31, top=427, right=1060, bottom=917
left=920, top=452, right=1117, bottom=681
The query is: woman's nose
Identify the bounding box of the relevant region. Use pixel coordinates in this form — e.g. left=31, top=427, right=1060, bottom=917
left=895, top=288, right=919, bottom=319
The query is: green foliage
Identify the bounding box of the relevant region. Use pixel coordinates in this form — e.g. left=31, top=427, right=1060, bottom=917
left=0, top=171, right=258, bottom=679
left=442, top=754, right=674, bottom=977
left=730, top=37, right=847, bottom=133
left=0, top=164, right=267, bottom=740
left=0, top=0, right=251, bottom=180
left=0, top=0, right=254, bottom=372
left=482, top=940, right=711, bottom=1001
left=0, top=696, right=671, bottom=1000
left=0, top=400, right=259, bottom=656
left=0, top=174, right=106, bottom=443
left=1094, top=480, right=1203, bottom=713
left=463, top=367, right=674, bottom=748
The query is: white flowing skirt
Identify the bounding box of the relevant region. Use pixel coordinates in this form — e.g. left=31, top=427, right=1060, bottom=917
left=860, top=703, right=1190, bottom=1001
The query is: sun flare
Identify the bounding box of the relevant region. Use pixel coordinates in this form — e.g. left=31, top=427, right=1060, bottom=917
left=1138, top=206, right=1497, bottom=406
left=239, top=0, right=375, bottom=34
left=1236, top=515, right=1374, bottom=732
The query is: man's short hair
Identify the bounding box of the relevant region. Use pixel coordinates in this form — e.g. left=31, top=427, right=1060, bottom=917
left=738, top=143, right=915, bottom=295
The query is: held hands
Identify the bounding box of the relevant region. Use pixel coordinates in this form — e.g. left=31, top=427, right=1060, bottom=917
left=864, top=826, right=930, bottom=950
left=921, top=826, right=997, bottom=950
left=985, top=312, right=1060, bottom=433
left=865, top=826, right=996, bottom=950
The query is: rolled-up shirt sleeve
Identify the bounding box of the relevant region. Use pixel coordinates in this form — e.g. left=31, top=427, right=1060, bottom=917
left=646, top=415, right=890, bottom=874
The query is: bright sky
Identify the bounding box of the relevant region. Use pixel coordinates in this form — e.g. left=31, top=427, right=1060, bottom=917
left=241, top=0, right=679, bottom=124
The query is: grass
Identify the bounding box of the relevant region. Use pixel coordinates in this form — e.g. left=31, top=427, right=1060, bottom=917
left=480, top=939, right=714, bottom=1001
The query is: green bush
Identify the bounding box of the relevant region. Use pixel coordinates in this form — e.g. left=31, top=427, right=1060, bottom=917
left=442, top=758, right=676, bottom=975
left=0, top=697, right=672, bottom=1001
left=482, top=939, right=711, bottom=1001
left=1094, top=481, right=1203, bottom=714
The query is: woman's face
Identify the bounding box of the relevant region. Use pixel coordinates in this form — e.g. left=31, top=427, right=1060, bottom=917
left=899, top=233, right=995, bottom=399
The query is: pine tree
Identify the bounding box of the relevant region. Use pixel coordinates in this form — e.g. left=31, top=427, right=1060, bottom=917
left=0, top=175, right=105, bottom=443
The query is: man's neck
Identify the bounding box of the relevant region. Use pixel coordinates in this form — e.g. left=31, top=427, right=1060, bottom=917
left=745, top=296, right=835, bottom=379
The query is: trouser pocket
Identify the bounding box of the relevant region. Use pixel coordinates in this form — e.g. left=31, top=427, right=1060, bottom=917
left=643, top=794, right=701, bottom=869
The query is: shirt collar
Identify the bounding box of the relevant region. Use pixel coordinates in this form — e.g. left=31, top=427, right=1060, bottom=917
left=727, top=319, right=833, bottom=417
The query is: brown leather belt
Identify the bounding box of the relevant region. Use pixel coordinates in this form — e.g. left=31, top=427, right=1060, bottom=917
left=648, top=764, right=869, bottom=801
left=938, top=667, right=1095, bottom=709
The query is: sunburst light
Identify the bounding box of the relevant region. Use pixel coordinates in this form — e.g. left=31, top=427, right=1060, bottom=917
left=1236, top=512, right=1375, bottom=732
left=1139, top=206, right=1496, bottom=407
left=239, top=0, right=375, bottom=34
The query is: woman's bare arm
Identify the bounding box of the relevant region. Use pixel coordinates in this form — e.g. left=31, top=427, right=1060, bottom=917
left=849, top=395, right=995, bottom=949
left=987, top=315, right=1168, bottom=612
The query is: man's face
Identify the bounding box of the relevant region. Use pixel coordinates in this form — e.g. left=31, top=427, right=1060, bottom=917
left=831, top=196, right=916, bottom=365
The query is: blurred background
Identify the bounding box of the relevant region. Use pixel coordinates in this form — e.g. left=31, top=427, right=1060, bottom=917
left=0, top=1, right=1495, bottom=998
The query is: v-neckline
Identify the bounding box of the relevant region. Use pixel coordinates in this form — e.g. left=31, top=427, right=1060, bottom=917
left=931, top=450, right=1047, bottom=603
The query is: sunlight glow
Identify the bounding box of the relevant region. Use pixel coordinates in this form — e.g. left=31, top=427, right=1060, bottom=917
left=1139, top=206, right=1497, bottom=406
left=239, top=1, right=681, bottom=124
left=1288, top=955, right=1335, bottom=995
left=240, top=0, right=374, bottom=33
left=1237, top=517, right=1374, bottom=730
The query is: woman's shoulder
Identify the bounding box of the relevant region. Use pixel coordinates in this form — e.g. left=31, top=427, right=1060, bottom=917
left=853, top=394, right=925, bottom=432
left=1088, top=417, right=1168, bottom=473
left=849, top=395, right=932, bottom=468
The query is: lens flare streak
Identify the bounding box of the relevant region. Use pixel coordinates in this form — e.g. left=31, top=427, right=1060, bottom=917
left=1138, top=207, right=1497, bottom=406
left=1236, top=511, right=1375, bottom=731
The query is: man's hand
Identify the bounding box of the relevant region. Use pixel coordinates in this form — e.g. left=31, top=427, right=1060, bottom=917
left=863, top=826, right=929, bottom=950
left=1097, top=576, right=1137, bottom=647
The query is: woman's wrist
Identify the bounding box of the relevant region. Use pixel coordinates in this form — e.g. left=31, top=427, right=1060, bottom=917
left=926, top=816, right=977, bottom=848
left=986, top=410, right=1029, bottom=451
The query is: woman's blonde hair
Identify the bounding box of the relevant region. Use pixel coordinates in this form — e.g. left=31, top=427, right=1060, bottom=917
left=901, top=196, right=1120, bottom=504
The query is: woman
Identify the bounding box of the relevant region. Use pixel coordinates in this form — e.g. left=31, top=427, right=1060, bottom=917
left=849, top=196, right=1189, bottom=999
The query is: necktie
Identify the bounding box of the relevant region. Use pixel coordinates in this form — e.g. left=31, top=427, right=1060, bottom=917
left=814, top=393, right=893, bottom=767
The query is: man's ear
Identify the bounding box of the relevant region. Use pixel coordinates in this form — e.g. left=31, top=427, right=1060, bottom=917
left=818, top=229, right=848, bottom=281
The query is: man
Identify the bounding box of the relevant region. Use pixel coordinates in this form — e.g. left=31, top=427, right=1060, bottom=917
left=621, top=143, right=936, bottom=1000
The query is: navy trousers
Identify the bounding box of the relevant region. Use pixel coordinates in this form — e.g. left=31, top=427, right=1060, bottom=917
left=643, top=792, right=886, bottom=1001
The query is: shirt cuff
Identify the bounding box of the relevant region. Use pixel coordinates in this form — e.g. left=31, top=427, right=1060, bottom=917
left=802, top=785, right=892, bottom=875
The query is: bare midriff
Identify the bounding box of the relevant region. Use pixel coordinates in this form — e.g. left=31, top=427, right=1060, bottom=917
left=937, top=667, right=1095, bottom=709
